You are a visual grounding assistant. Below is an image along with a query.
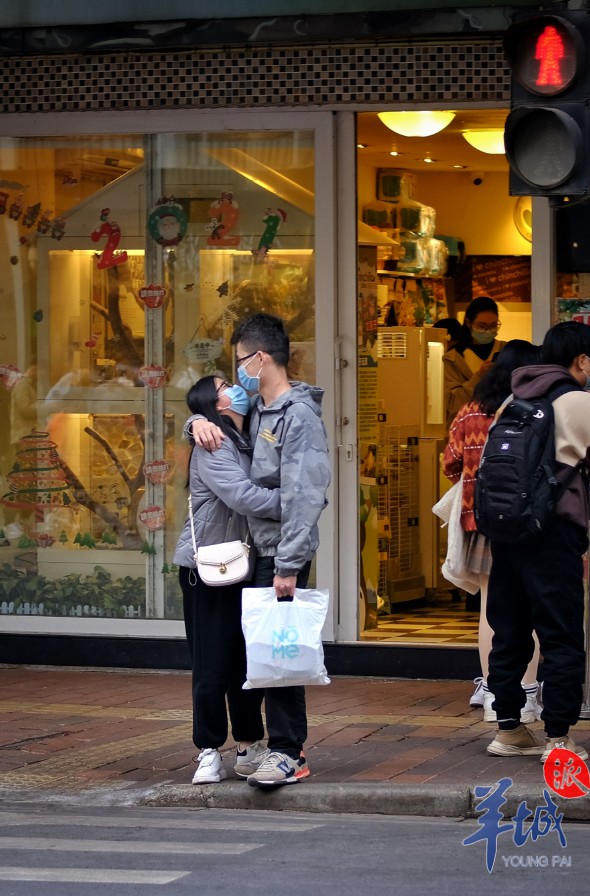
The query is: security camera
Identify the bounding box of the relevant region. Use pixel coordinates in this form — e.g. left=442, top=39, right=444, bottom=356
left=472, top=172, right=484, bottom=186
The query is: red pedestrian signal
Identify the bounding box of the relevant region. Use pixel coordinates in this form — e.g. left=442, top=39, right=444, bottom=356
left=504, top=11, right=590, bottom=196
left=536, top=26, right=566, bottom=89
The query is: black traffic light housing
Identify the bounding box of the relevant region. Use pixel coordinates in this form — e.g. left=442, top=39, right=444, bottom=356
left=504, top=11, right=590, bottom=196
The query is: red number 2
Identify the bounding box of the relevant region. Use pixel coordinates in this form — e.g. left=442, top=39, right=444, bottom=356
left=207, top=197, right=240, bottom=247
left=91, top=221, right=128, bottom=269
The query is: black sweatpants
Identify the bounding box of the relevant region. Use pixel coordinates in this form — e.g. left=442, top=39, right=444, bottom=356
left=254, top=556, right=312, bottom=760
left=486, top=518, right=588, bottom=738
left=180, top=566, right=264, bottom=750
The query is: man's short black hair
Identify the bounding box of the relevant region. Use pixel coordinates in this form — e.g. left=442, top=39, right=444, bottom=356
left=231, top=313, right=290, bottom=368
left=541, top=321, right=590, bottom=368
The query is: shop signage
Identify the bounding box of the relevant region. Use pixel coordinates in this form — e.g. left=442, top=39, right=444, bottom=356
left=183, top=339, right=223, bottom=363
left=138, top=365, right=167, bottom=389
left=138, top=505, right=166, bottom=530
left=0, top=363, right=23, bottom=390
left=139, top=284, right=166, bottom=309
left=143, top=459, right=171, bottom=484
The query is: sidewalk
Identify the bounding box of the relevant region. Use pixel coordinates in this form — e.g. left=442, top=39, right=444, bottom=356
left=1, top=665, right=589, bottom=819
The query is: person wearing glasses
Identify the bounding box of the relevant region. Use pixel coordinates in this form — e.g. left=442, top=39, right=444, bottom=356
left=443, top=296, right=506, bottom=431
left=185, top=313, right=331, bottom=788
left=174, top=375, right=282, bottom=786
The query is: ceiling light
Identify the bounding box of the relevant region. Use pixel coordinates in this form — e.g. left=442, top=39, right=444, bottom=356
left=462, top=129, right=506, bottom=154
left=378, top=111, right=455, bottom=137
left=389, top=150, right=399, bottom=157
left=422, top=157, right=435, bottom=164
left=453, top=164, right=466, bottom=169
left=357, top=143, right=367, bottom=149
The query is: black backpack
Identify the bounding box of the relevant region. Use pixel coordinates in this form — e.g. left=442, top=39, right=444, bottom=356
left=474, top=384, right=582, bottom=543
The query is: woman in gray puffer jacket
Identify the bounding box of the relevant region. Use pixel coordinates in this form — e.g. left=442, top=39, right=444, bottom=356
left=173, top=375, right=280, bottom=786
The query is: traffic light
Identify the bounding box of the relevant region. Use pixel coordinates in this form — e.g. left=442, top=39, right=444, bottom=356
left=504, top=12, right=590, bottom=196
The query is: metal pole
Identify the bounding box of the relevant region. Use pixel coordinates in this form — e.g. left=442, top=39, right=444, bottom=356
left=579, top=543, right=590, bottom=719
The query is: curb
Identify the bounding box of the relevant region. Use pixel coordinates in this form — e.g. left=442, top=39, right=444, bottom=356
left=497, top=784, right=590, bottom=822
left=141, top=781, right=471, bottom=818
left=2, top=781, right=589, bottom=820
left=139, top=781, right=470, bottom=817
left=139, top=781, right=590, bottom=821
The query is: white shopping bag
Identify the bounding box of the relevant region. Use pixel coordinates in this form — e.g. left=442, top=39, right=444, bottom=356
left=432, top=479, right=480, bottom=595
left=241, top=587, right=331, bottom=689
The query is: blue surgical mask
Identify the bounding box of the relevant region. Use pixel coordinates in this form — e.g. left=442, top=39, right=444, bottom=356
left=222, top=383, right=251, bottom=415
left=237, top=354, right=262, bottom=392
left=471, top=328, right=497, bottom=345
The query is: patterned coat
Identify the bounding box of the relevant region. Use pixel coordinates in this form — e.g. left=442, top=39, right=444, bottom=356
left=442, top=400, right=494, bottom=532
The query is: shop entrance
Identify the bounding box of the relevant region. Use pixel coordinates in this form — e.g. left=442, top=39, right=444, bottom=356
left=355, top=109, right=533, bottom=646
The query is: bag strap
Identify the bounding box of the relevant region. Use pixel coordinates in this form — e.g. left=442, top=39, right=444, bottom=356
left=188, top=494, right=198, bottom=563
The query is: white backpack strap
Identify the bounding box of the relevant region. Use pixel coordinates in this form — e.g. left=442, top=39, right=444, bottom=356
left=188, top=494, right=198, bottom=563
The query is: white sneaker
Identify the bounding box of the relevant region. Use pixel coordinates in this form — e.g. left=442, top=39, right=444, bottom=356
left=234, top=741, right=269, bottom=778
left=247, top=751, right=300, bottom=788
left=541, top=736, right=589, bottom=764
left=521, top=685, right=542, bottom=724
left=192, top=748, right=227, bottom=785
left=483, top=690, right=497, bottom=722
left=469, top=677, right=486, bottom=708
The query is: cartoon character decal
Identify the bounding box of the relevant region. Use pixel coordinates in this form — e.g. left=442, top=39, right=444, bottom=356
left=205, top=192, right=240, bottom=247
left=252, top=208, right=287, bottom=260
left=147, top=197, right=188, bottom=247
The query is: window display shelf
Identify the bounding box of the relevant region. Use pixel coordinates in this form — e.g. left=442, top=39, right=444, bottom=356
left=377, top=270, right=444, bottom=280
left=42, top=386, right=147, bottom=415
left=42, top=386, right=197, bottom=410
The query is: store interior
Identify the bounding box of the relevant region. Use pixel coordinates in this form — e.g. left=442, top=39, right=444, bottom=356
left=356, top=108, right=533, bottom=646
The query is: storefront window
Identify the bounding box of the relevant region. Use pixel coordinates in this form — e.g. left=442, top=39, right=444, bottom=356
left=0, top=130, right=315, bottom=622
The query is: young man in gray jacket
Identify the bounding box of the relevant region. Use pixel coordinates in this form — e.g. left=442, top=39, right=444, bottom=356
left=186, top=313, right=331, bottom=787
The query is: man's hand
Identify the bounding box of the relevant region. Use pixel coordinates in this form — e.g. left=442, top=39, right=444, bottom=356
left=274, top=574, right=297, bottom=600
left=192, top=418, right=225, bottom=451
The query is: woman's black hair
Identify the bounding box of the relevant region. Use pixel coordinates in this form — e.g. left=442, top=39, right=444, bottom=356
left=455, top=296, right=500, bottom=354
left=185, top=375, right=242, bottom=447
left=473, top=339, right=541, bottom=415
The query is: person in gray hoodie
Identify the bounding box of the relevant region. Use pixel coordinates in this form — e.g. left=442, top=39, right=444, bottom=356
left=187, top=313, right=331, bottom=788
left=174, top=375, right=281, bottom=786
left=486, top=322, right=590, bottom=763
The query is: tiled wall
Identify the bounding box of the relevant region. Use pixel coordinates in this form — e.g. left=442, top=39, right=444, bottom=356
left=1, top=39, right=509, bottom=113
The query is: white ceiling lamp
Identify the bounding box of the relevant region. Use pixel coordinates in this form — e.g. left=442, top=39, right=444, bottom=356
left=378, top=111, right=455, bottom=137
left=462, top=129, right=506, bottom=154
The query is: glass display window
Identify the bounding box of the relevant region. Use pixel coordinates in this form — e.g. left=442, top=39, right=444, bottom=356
left=0, top=129, right=316, bottom=623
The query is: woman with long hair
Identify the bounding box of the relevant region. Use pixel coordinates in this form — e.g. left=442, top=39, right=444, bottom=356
left=173, top=375, right=279, bottom=785
left=442, top=339, right=542, bottom=722
left=443, top=296, right=506, bottom=430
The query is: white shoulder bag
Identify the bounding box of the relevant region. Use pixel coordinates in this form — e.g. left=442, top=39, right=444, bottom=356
left=188, top=494, right=251, bottom=587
